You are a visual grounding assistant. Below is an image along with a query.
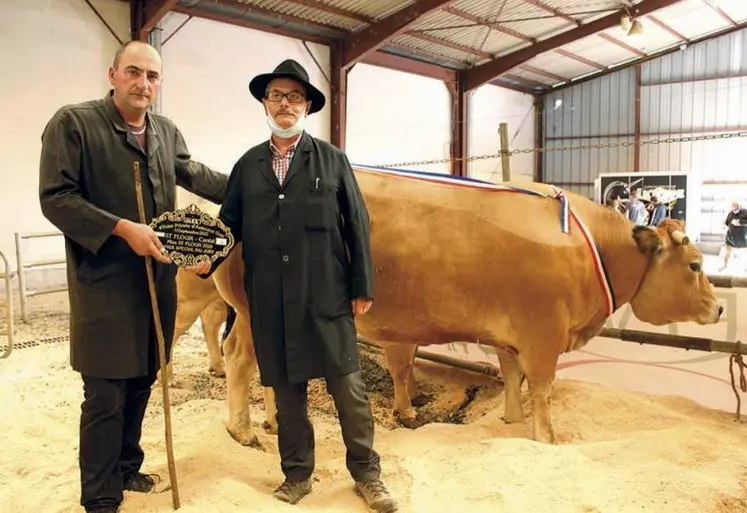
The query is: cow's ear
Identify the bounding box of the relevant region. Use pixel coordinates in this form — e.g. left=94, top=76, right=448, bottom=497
left=632, top=225, right=662, bottom=255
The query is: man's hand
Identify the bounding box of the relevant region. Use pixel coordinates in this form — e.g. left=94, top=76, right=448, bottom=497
left=184, top=260, right=212, bottom=275
left=732, top=219, right=741, bottom=226
left=113, top=219, right=170, bottom=264
left=351, top=297, right=373, bottom=316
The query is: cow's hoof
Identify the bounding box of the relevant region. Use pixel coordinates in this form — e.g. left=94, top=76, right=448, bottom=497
left=262, top=420, right=278, bottom=435
left=410, top=393, right=431, bottom=407
left=501, top=414, right=524, bottom=425
left=397, top=416, right=422, bottom=429
left=227, top=427, right=265, bottom=451
left=401, top=417, right=422, bottom=429
left=209, top=366, right=226, bottom=379
left=535, top=430, right=556, bottom=445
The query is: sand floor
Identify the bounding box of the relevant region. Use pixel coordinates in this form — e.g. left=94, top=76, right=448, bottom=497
left=2, top=293, right=747, bottom=513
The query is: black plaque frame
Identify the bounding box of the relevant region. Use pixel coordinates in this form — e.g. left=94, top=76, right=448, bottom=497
left=149, top=204, right=235, bottom=267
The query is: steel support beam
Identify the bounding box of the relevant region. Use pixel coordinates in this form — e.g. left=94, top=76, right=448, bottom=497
left=172, top=5, right=334, bottom=46
left=149, top=25, right=163, bottom=114
left=341, top=0, right=456, bottom=69
left=361, top=51, right=457, bottom=82
left=633, top=64, right=641, bottom=171
left=142, top=0, right=177, bottom=33
left=84, top=0, right=124, bottom=44
left=462, top=0, right=682, bottom=92
left=446, top=76, right=468, bottom=177
left=534, top=95, right=543, bottom=182
left=131, top=0, right=146, bottom=41
left=330, top=44, right=348, bottom=150
left=131, top=0, right=177, bottom=41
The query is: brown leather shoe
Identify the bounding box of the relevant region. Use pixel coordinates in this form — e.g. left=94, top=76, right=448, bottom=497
left=273, top=477, right=312, bottom=504
left=355, top=478, right=398, bottom=512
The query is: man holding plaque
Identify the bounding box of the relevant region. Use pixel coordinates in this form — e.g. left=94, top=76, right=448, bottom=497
left=38, top=40, right=228, bottom=513
left=192, top=59, right=398, bottom=512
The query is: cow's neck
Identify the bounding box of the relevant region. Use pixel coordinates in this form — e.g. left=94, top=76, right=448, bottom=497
left=593, top=217, right=653, bottom=309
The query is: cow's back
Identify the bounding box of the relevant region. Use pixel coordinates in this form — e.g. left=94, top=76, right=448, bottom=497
left=352, top=168, right=611, bottom=350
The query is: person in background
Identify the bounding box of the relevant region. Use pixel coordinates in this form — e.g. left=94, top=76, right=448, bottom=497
left=626, top=188, right=648, bottom=226
left=648, top=195, right=667, bottom=227
left=38, top=40, right=228, bottom=513
left=720, top=201, right=747, bottom=272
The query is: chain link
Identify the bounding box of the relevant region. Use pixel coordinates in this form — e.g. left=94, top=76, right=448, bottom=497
left=376, top=130, right=747, bottom=169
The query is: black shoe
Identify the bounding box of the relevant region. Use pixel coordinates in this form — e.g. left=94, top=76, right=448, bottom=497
left=124, top=472, right=161, bottom=493
left=85, top=507, right=119, bottom=513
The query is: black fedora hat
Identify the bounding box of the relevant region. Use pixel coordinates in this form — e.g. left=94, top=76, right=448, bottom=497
left=249, top=59, right=326, bottom=114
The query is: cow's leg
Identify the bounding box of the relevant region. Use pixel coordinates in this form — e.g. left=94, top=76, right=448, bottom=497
left=406, top=355, right=430, bottom=407
left=496, top=348, right=524, bottom=424
left=222, top=312, right=263, bottom=449
left=262, top=386, right=278, bottom=434
left=382, top=343, right=420, bottom=428
left=518, top=349, right=557, bottom=444
left=199, top=299, right=227, bottom=378
left=160, top=286, right=211, bottom=387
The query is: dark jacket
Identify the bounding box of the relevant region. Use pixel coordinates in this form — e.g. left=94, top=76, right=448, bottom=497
left=726, top=209, right=747, bottom=248
left=211, top=131, right=374, bottom=387
left=38, top=92, right=228, bottom=379
left=649, top=202, right=667, bottom=227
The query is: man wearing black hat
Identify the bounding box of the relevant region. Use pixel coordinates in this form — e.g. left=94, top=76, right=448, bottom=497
left=191, top=59, right=398, bottom=511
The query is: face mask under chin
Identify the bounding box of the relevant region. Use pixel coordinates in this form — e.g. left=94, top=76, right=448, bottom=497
left=267, top=112, right=306, bottom=138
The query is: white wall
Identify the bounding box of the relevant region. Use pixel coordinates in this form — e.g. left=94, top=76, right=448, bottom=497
left=1, top=0, right=130, bottom=289
left=346, top=63, right=452, bottom=174
left=468, top=85, right=536, bottom=183
left=1, top=0, right=536, bottom=297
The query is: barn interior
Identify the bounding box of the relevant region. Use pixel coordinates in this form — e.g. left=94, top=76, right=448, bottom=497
left=3, top=1, right=747, bottom=512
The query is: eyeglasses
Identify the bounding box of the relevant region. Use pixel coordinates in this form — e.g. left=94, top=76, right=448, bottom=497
left=265, top=90, right=306, bottom=104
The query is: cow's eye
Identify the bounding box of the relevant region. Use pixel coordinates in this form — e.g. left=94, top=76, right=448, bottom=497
left=689, top=262, right=702, bottom=272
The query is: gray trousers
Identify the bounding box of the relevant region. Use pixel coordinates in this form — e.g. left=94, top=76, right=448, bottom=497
left=273, top=370, right=381, bottom=483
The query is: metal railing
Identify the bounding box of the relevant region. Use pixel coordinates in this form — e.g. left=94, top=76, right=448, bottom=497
left=14, top=231, right=67, bottom=322
left=0, top=249, right=15, bottom=358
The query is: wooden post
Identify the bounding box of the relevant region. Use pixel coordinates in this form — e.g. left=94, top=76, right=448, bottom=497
left=499, top=122, right=511, bottom=182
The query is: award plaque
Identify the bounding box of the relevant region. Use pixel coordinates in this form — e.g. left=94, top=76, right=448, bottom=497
left=149, top=204, right=235, bottom=267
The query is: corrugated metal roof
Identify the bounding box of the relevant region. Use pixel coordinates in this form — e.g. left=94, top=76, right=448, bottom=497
left=409, top=11, right=498, bottom=57
left=478, top=27, right=533, bottom=56
left=525, top=50, right=602, bottom=79
left=174, top=0, right=747, bottom=94
left=243, top=0, right=362, bottom=30
left=717, top=0, right=747, bottom=22
left=321, top=0, right=417, bottom=21
left=392, top=32, right=489, bottom=64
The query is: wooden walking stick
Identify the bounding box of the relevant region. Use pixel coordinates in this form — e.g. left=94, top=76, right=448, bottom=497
left=133, top=161, right=181, bottom=509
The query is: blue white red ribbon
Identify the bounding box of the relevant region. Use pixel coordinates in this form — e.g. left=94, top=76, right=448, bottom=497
left=354, top=164, right=618, bottom=316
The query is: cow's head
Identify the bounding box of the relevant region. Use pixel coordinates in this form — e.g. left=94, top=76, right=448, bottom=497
left=629, top=218, right=722, bottom=325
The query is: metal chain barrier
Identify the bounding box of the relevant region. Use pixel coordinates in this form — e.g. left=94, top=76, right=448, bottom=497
left=376, top=130, right=747, bottom=169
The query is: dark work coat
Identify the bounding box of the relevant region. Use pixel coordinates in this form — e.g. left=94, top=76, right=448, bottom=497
left=211, top=131, right=374, bottom=387
left=39, top=91, right=228, bottom=380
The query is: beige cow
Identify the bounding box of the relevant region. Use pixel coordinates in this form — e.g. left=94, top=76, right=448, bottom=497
left=183, top=168, right=723, bottom=446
